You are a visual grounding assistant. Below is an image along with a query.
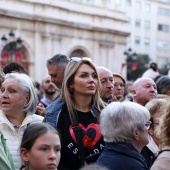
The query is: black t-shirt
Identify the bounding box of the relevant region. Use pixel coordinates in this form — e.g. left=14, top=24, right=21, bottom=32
left=57, top=104, right=104, bottom=170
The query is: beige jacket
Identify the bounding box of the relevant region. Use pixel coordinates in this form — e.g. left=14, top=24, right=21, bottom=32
left=151, top=146, right=170, bottom=170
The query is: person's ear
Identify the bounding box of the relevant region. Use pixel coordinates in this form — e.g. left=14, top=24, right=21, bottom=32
left=25, top=93, right=30, bottom=104
left=131, top=89, right=137, bottom=96
left=20, top=148, right=29, bottom=161
left=69, top=82, right=74, bottom=89
left=133, top=128, right=140, bottom=141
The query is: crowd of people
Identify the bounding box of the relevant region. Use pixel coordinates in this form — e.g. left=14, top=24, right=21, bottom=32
left=0, top=56, right=169, bottom=170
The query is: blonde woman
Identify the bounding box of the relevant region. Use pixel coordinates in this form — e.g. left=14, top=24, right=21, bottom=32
left=44, top=57, right=106, bottom=170
left=151, top=101, right=170, bottom=170
left=141, top=98, right=170, bottom=167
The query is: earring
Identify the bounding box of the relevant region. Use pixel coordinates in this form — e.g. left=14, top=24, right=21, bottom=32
left=24, top=160, right=29, bottom=166
left=69, top=88, right=74, bottom=95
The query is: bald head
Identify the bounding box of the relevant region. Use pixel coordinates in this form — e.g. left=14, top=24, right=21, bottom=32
left=42, top=75, right=51, bottom=84
left=132, top=77, right=157, bottom=106
left=97, top=67, right=112, bottom=76
left=97, top=66, right=114, bottom=102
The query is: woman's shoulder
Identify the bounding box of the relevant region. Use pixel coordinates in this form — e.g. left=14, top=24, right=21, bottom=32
left=151, top=150, right=170, bottom=170
left=151, top=156, right=170, bottom=170
left=31, top=114, right=43, bottom=122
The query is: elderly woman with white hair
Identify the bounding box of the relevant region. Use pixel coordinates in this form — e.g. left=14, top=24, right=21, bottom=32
left=96, top=101, right=150, bottom=170
left=0, top=73, right=43, bottom=170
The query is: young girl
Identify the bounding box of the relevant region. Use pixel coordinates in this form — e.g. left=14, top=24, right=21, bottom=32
left=20, top=123, right=61, bottom=170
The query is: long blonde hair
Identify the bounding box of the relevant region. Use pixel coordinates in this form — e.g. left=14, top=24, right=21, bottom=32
left=156, top=99, right=170, bottom=148
left=60, top=57, right=106, bottom=122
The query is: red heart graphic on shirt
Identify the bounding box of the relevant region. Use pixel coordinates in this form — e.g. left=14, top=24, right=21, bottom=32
left=69, top=123, right=102, bottom=150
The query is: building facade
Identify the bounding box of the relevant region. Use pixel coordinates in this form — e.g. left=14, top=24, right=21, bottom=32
left=72, top=0, right=170, bottom=69
left=124, top=0, right=170, bottom=69
left=0, top=0, right=130, bottom=82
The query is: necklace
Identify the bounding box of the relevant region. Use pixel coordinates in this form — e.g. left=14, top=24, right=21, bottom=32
left=11, top=124, right=21, bottom=128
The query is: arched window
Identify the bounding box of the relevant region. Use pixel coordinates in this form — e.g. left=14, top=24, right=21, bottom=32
left=1, top=42, right=29, bottom=74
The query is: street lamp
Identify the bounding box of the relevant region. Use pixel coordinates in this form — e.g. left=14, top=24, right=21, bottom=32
left=1, top=31, right=23, bottom=67
left=124, top=48, right=136, bottom=62
left=1, top=35, right=7, bottom=47
left=124, top=48, right=138, bottom=71
left=9, top=31, right=15, bottom=41
left=124, top=48, right=138, bottom=81
left=16, top=38, right=23, bottom=49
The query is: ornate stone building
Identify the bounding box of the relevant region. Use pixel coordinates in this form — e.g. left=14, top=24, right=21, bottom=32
left=0, top=0, right=129, bottom=82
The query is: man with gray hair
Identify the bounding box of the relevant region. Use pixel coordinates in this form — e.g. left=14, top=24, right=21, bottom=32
left=37, top=54, right=69, bottom=116
left=97, top=66, right=114, bottom=103
left=46, top=54, right=70, bottom=89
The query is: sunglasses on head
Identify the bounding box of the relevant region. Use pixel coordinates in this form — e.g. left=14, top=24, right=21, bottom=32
left=70, top=57, right=93, bottom=62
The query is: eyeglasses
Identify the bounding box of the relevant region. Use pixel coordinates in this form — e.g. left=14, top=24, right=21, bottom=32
left=114, top=82, right=125, bottom=87
left=70, top=57, right=93, bottom=62
left=145, top=121, right=152, bottom=130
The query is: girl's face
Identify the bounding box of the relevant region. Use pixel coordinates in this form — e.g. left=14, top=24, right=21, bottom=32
left=22, top=132, right=61, bottom=170
left=70, top=63, right=98, bottom=97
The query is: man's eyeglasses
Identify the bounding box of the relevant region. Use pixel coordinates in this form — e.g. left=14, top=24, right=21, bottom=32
left=114, top=82, right=125, bottom=87
left=70, top=57, right=93, bottom=62
left=145, top=121, right=152, bottom=130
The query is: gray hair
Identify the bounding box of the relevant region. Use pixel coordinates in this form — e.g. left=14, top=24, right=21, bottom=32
left=100, top=101, right=150, bottom=142
left=5, top=73, right=38, bottom=114
left=46, top=54, right=70, bottom=72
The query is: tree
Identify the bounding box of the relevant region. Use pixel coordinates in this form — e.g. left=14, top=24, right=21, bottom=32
left=127, top=54, right=150, bottom=81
